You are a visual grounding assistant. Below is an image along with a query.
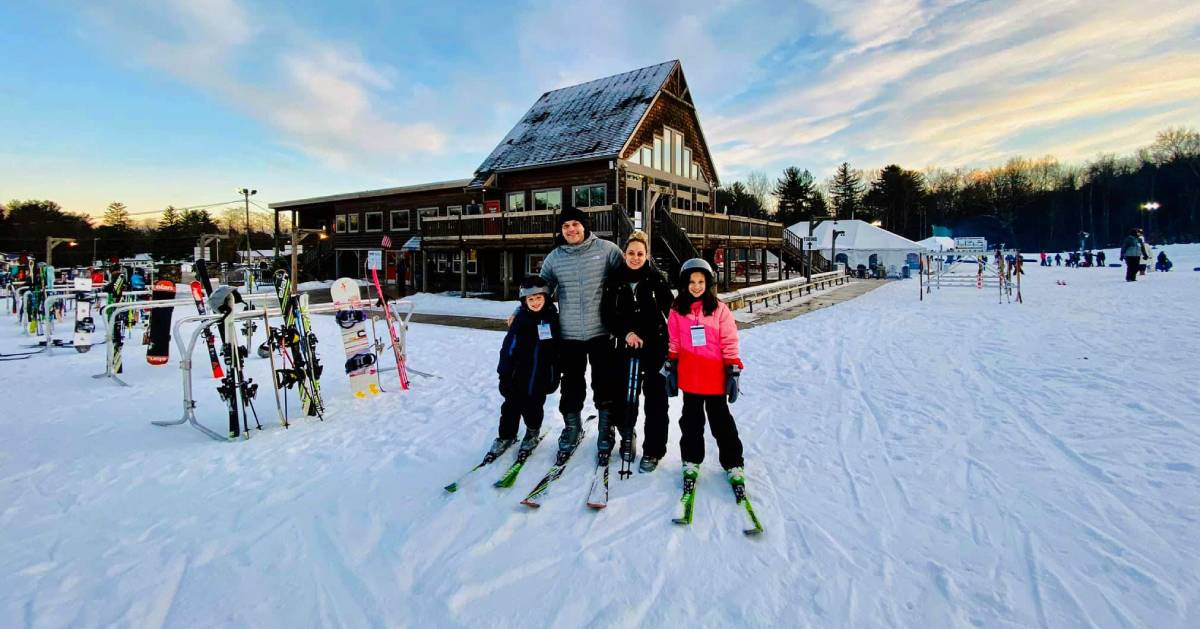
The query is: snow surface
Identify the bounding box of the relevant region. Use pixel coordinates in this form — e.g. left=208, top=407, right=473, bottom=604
left=2, top=246, right=1199, bottom=627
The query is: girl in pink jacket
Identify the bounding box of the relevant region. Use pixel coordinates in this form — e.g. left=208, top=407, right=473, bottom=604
left=664, top=258, right=745, bottom=479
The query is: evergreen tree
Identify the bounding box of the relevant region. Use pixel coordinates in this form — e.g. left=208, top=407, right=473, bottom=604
left=102, top=202, right=131, bottom=229
left=774, top=166, right=826, bottom=226
left=828, top=162, right=864, bottom=220
left=863, top=165, right=926, bottom=237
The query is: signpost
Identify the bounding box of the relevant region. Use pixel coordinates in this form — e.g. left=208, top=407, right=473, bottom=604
left=367, top=250, right=383, bottom=271
left=953, top=237, right=987, bottom=254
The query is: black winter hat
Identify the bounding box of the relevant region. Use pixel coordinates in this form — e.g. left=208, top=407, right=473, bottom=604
left=557, top=206, right=588, bottom=229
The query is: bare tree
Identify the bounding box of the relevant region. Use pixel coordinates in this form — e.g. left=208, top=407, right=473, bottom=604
left=744, top=171, right=776, bottom=215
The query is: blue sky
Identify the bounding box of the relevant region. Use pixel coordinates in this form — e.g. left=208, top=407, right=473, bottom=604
left=2, top=0, right=1198, bottom=220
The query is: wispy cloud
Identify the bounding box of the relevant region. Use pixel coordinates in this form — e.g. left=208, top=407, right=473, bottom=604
left=82, top=0, right=447, bottom=170
left=713, top=0, right=1200, bottom=179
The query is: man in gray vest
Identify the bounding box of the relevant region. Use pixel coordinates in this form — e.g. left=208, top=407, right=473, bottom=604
left=519, top=206, right=624, bottom=453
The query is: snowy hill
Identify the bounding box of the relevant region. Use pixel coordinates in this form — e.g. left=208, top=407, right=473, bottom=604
left=2, top=247, right=1198, bottom=627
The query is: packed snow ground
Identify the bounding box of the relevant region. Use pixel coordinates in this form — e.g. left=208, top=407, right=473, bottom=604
left=1, top=246, right=1198, bottom=628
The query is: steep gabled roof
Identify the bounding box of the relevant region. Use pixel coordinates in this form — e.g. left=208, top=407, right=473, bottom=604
left=469, top=60, right=678, bottom=188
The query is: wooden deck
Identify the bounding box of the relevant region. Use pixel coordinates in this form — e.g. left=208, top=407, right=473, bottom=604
left=419, top=206, right=782, bottom=250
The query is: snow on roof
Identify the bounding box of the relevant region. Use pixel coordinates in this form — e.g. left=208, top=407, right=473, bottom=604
left=917, top=236, right=956, bottom=251
left=470, top=61, right=677, bottom=187
left=788, top=220, right=924, bottom=251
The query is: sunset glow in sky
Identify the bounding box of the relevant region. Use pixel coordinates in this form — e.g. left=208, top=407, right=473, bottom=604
left=2, top=0, right=1198, bottom=218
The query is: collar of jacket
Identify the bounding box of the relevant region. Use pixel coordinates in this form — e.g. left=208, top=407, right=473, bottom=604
left=555, top=232, right=598, bottom=254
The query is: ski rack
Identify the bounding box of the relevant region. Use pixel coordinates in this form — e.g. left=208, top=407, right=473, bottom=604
left=155, top=300, right=345, bottom=442
left=368, top=300, right=415, bottom=376
left=92, top=292, right=278, bottom=386
left=16, top=285, right=90, bottom=332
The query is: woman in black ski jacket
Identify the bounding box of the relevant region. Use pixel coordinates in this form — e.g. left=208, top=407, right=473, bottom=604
left=600, top=230, right=675, bottom=472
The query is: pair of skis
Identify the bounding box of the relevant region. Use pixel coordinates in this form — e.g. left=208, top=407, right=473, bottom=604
left=444, top=416, right=596, bottom=505
left=672, top=466, right=764, bottom=536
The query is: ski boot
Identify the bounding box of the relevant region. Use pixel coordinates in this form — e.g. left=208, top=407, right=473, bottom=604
left=488, top=437, right=515, bottom=460
left=558, top=412, right=583, bottom=453
left=638, top=456, right=660, bottom=473
left=518, top=430, right=541, bottom=455
left=595, top=410, right=616, bottom=459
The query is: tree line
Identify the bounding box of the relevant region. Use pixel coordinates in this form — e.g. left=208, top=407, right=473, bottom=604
left=0, top=200, right=279, bottom=267
left=717, top=127, right=1200, bottom=251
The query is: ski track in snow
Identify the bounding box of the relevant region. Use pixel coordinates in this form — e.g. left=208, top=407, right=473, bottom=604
left=2, top=246, right=1199, bottom=627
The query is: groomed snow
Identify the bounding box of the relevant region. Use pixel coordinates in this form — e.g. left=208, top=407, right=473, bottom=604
left=1, top=246, right=1198, bottom=627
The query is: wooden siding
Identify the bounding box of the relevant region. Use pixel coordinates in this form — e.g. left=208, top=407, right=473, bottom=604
left=621, top=89, right=717, bottom=186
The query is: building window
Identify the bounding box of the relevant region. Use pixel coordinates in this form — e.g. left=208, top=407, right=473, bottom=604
left=641, top=146, right=653, bottom=166
left=630, top=150, right=641, bottom=166
left=436, top=253, right=447, bottom=273
left=347, top=213, right=359, bottom=232
left=573, top=184, right=607, bottom=208
left=390, top=209, right=410, bottom=231
left=459, top=249, right=477, bottom=274
left=672, top=130, right=684, bottom=177
left=653, top=136, right=662, bottom=170
left=526, top=253, right=545, bottom=275
left=507, top=191, right=526, bottom=212
left=691, top=162, right=699, bottom=180
left=447, top=205, right=462, bottom=217
left=682, top=148, right=692, bottom=178
left=452, top=253, right=461, bottom=274
left=365, top=211, right=383, bottom=232
left=335, top=214, right=347, bottom=233
left=533, top=188, right=562, bottom=212
left=416, top=207, right=438, bottom=229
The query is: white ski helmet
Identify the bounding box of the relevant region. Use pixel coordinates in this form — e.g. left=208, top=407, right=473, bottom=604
left=678, top=258, right=715, bottom=284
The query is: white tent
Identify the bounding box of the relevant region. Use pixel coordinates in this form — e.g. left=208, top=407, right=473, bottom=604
left=917, top=236, right=956, bottom=252
left=788, top=220, right=924, bottom=277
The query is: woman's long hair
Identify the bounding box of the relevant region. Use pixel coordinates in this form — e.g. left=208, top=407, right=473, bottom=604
left=673, top=269, right=719, bottom=316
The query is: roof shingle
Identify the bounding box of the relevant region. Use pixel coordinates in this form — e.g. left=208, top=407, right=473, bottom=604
left=470, top=60, right=677, bottom=188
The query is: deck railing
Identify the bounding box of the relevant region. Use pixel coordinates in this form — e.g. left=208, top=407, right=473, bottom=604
left=420, top=206, right=780, bottom=245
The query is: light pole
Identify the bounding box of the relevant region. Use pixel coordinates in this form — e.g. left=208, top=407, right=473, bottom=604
left=238, top=187, right=257, bottom=289
left=93, top=237, right=100, bottom=266
left=46, top=236, right=78, bottom=266
left=831, top=226, right=846, bottom=274
left=1140, top=201, right=1160, bottom=237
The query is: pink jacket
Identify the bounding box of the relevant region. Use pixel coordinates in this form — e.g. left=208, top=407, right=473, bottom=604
left=667, top=300, right=742, bottom=395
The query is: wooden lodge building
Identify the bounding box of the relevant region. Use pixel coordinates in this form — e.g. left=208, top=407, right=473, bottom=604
left=270, top=60, right=821, bottom=297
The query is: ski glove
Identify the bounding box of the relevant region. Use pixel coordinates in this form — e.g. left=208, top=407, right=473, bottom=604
left=661, top=359, right=679, bottom=397
left=725, top=364, right=741, bottom=404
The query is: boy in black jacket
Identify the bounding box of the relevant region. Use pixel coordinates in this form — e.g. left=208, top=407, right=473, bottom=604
left=493, top=276, right=560, bottom=457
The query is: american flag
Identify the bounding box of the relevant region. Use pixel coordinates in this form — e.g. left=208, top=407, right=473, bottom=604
left=381, top=235, right=392, bottom=249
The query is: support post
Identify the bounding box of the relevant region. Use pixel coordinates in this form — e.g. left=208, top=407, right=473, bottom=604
left=459, top=247, right=467, bottom=298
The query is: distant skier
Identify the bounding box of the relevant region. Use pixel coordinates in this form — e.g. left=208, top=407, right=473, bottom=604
left=1055, top=253, right=1062, bottom=266
left=1096, top=250, right=1106, bottom=267
left=492, top=276, right=560, bottom=457
left=600, top=230, right=674, bottom=473
left=1121, top=228, right=1149, bottom=282
left=1083, top=251, right=1093, bottom=267
left=663, top=259, right=746, bottom=485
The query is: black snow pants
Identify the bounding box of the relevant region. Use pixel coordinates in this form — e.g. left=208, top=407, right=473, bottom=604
left=498, top=391, right=547, bottom=440
left=679, top=392, right=744, bottom=470
left=558, top=336, right=616, bottom=415
left=1124, top=256, right=1140, bottom=281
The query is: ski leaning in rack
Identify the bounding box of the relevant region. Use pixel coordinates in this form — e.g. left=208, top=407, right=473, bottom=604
left=73, top=277, right=95, bottom=353
left=189, top=281, right=224, bottom=378
left=210, top=285, right=261, bottom=440
left=369, top=264, right=409, bottom=390
left=146, top=279, right=176, bottom=365
left=520, top=414, right=597, bottom=508
left=108, top=268, right=128, bottom=373
left=272, top=270, right=323, bottom=417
